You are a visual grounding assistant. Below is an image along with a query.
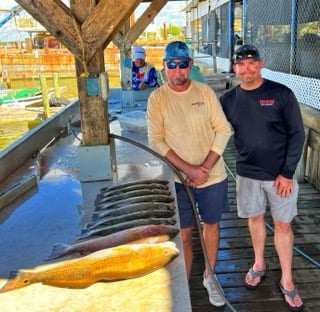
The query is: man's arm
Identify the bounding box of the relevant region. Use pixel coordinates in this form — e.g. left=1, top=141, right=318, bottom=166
left=165, top=149, right=210, bottom=187
left=280, top=89, right=305, bottom=179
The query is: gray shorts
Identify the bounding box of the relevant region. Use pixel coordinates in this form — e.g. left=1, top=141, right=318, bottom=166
left=236, top=175, right=298, bottom=222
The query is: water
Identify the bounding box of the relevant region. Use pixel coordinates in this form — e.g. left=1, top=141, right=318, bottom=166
left=0, top=74, right=120, bottom=150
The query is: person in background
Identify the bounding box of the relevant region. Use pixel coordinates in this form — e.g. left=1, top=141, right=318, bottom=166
left=147, top=41, right=232, bottom=307
left=220, top=44, right=305, bottom=312
left=132, top=46, right=158, bottom=91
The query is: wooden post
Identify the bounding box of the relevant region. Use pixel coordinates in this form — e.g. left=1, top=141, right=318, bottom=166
left=25, top=38, right=33, bottom=53
left=53, top=73, right=61, bottom=97
left=39, top=75, right=50, bottom=118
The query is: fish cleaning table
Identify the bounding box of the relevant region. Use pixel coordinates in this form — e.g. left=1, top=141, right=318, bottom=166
left=0, top=118, right=192, bottom=311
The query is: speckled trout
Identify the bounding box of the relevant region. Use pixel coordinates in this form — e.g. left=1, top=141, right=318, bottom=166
left=95, top=188, right=172, bottom=205
left=99, top=179, right=169, bottom=193
left=98, top=183, right=169, bottom=198
left=0, top=242, right=179, bottom=293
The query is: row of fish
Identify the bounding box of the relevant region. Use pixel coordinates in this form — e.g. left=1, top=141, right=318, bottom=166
left=0, top=179, right=181, bottom=293
left=77, top=178, right=178, bottom=240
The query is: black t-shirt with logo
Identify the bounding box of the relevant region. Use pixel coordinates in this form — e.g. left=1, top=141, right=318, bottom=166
left=220, top=79, right=305, bottom=180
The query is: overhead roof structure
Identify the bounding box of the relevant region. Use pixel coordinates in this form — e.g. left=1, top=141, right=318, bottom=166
left=14, top=0, right=177, bottom=148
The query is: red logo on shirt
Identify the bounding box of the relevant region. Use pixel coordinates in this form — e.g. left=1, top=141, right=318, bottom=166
left=259, top=99, right=275, bottom=106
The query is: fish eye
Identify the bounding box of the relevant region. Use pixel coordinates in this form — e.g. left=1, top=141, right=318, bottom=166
left=23, top=279, right=29, bottom=284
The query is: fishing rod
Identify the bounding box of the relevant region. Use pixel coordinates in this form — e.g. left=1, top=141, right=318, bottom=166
left=109, top=132, right=238, bottom=312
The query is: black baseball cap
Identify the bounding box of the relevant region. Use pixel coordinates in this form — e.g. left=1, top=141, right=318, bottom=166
left=232, top=44, right=262, bottom=64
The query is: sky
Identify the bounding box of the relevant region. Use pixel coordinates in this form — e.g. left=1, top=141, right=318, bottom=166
left=136, top=2, right=187, bottom=27
left=0, top=0, right=187, bottom=27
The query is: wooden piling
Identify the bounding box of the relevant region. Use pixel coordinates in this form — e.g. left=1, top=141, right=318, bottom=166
left=53, top=72, right=60, bottom=97
left=39, top=75, right=50, bottom=118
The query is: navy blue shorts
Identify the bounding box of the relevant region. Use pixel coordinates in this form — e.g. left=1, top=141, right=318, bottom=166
left=175, top=179, right=229, bottom=228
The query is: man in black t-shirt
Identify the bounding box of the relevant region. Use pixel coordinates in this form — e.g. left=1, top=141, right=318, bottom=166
left=220, top=45, right=305, bottom=312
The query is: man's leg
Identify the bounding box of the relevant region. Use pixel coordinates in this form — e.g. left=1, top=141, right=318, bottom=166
left=202, top=222, right=225, bottom=307
left=180, top=226, right=193, bottom=279
left=273, top=220, right=303, bottom=308
left=245, top=213, right=267, bottom=286
left=203, top=222, right=219, bottom=277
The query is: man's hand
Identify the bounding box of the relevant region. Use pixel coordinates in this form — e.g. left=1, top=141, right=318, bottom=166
left=139, top=82, right=147, bottom=90
left=273, top=175, right=293, bottom=197
left=186, top=166, right=209, bottom=188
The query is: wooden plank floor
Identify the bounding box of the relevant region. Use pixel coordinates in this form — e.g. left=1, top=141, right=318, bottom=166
left=189, top=140, right=320, bottom=312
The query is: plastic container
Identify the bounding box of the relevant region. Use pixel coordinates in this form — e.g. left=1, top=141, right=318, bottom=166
left=118, top=111, right=147, bottom=133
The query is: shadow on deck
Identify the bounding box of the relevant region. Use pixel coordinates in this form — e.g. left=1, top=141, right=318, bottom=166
left=190, top=141, right=320, bottom=312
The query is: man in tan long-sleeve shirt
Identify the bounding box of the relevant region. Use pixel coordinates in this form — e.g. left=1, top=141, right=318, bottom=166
left=147, top=41, right=232, bottom=307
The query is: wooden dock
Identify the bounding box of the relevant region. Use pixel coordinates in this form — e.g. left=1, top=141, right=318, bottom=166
left=189, top=141, right=320, bottom=312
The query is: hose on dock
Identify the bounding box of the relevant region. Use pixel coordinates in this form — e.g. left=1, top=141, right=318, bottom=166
left=109, top=133, right=238, bottom=312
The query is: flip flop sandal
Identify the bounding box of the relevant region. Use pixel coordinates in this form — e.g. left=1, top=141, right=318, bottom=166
left=278, top=283, right=304, bottom=312
left=244, top=266, right=267, bottom=289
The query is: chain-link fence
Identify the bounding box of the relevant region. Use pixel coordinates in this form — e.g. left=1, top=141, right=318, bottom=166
left=199, top=5, right=230, bottom=59
left=246, top=0, right=319, bottom=78
left=191, top=0, right=319, bottom=110
left=245, top=0, right=320, bottom=109
left=192, top=2, right=231, bottom=59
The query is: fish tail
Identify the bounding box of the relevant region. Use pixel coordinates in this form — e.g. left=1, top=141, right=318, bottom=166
left=44, top=243, right=70, bottom=261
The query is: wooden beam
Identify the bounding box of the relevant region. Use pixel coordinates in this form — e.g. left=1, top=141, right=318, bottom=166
left=112, top=22, right=132, bottom=52
left=70, top=0, right=96, bottom=22
left=71, top=0, right=110, bottom=146
left=125, top=0, right=168, bottom=44
left=15, top=0, right=83, bottom=62
left=81, top=0, right=142, bottom=61
left=112, top=21, right=133, bottom=90
left=15, top=0, right=142, bottom=64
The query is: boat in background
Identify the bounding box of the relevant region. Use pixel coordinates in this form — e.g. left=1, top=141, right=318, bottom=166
left=0, top=86, right=67, bottom=107
left=0, top=86, right=43, bottom=106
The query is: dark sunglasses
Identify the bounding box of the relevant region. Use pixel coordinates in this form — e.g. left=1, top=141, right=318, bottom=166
left=166, top=60, right=189, bottom=69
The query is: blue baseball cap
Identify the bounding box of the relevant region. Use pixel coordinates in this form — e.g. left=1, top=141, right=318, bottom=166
left=163, top=41, right=192, bottom=61
left=133, top=46, right=146, bottom=59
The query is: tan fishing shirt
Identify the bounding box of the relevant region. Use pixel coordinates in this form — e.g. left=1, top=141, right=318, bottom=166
left=147, top=80, right=232, bottom=187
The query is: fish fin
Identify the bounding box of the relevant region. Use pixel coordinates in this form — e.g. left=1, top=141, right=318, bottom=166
left=44, top=243, right=70, bottom=261
left=42, top=278, right=97, bottom=289
left=8, top=270, right=19, bottom=278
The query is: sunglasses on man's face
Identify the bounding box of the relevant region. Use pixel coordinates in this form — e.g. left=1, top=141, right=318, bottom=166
left=166, top=60, right=190, bottom=69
